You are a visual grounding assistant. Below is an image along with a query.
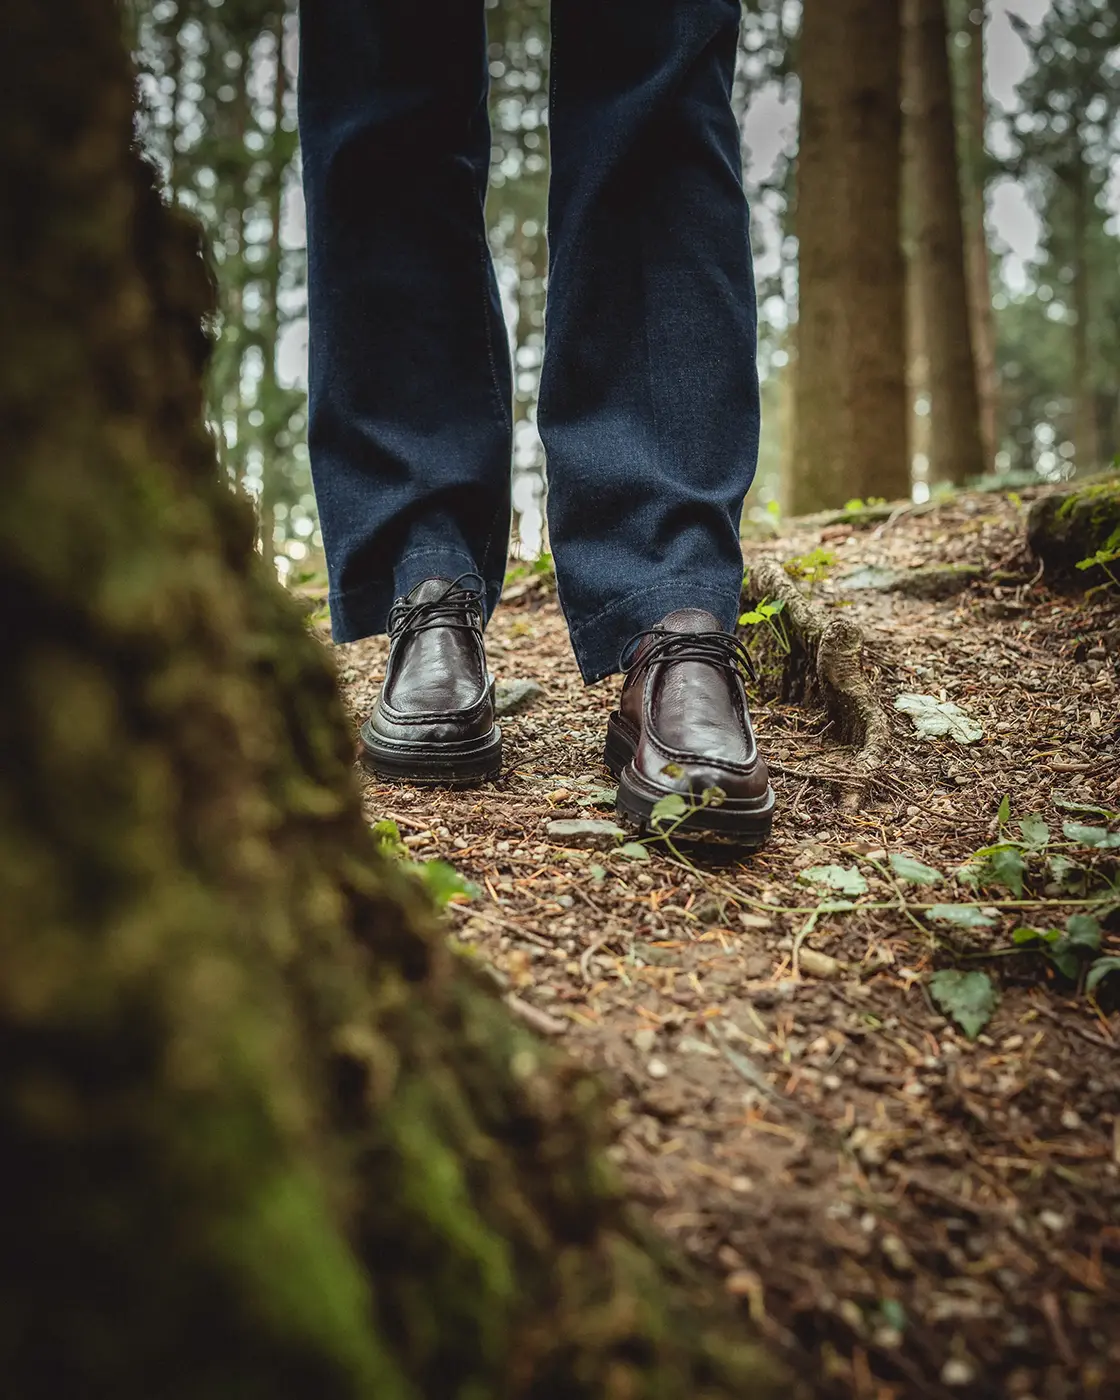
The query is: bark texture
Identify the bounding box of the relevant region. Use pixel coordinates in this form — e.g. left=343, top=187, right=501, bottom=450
left=0, top=6, right=788, bottom=1397
left=791, top=0, right=911, bottom=514
left=905, top=0, right=985, bottom=487
left=959, top=2, right=999, bottom=468
left=1067, top=165, right=1102, bottom=475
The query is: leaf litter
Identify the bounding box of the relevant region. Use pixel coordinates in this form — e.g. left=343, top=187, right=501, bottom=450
left=326, top=483, right=1120, bottom=1400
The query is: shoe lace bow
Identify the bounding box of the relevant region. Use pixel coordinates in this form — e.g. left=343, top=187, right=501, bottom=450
left=619, top=627, right=758, bottom=685
left=387, top=572, right=485, bottom=640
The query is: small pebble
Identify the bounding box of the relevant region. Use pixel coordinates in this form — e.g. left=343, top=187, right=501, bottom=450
left=633, top=1027, right=657, bottom=1053
left=648, top=1058, right=669, bottom=1080
left=941, top=1358, right=976, bottom=1387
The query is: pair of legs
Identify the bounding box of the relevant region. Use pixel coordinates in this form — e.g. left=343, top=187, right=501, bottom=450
left=298, top=0, right=761, bottom=684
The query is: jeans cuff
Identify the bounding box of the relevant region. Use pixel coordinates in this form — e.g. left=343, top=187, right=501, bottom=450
left=328, top=547, right=482, bottom=643
left=565, top=579, right=741, bottom=685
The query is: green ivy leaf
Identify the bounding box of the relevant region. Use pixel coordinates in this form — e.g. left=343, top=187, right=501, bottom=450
left=926, top=904, right=996, bottom=928
left=650, top=793, right=688, bottom=825
left=1011, top=925, right=1042, bottom=944
left=412, top=859, right=479, bottom=906
left=799, top=864, right=869, bottom=896
left=616, top=842, right=651, bottom=862
left=1048, top=945, right=1080, bottom=980
left=1062, top=822, right=1120, bottom=849
left=1087, top=957, right=1120, bottom=993
left=1046, top=853, right=1083, bottom=891
left=929, top=970, right=997, bottom=1040
left=889, top=853, right=943, bottom=886
left=369, top=818, right=405, bottom=855
left=1018, top=815, right=1050, bottom=849
left=1064, top=913, right=1101, bottom=951
left=988, top=847, right=1027, bottom=897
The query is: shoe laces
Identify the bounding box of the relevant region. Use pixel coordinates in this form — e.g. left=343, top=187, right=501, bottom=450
left=387, top=573, right=485, bottom=640
left=619, top=627, right=758, bottom=685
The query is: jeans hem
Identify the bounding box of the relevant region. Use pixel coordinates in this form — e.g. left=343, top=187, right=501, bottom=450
left=328, top=547, right=483, bottom=643
left=566, top=578, right=741, bottom=685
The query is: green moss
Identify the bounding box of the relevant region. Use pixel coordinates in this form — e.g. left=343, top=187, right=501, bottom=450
left=0, top=7, right=787, bottom=1398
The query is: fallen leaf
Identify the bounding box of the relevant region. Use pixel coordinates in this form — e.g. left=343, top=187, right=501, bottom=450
left=894, top=693, right=984, bottom=744
left=929, top=969, right=997, bottom=1039
left=799, top=864, right=869, bottom=896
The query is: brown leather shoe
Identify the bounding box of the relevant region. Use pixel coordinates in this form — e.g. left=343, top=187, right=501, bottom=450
left=360, top=575, right=502, bottom=785
left=604, top=609, right=774, bottom=845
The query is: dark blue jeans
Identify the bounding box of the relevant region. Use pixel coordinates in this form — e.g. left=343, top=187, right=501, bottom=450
left=299, top=0, right=759, bottom=683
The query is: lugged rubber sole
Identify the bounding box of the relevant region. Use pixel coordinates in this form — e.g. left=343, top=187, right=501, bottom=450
left=604, top=714, right=775, bottom=848
left=360, top=721, right=503, bottom=787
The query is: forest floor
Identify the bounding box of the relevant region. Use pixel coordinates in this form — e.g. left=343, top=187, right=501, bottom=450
left=328, top=484, right=1120, bottom=1400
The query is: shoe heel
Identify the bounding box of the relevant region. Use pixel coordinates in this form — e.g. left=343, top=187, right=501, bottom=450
left=603, top=714, right=636, bottom=778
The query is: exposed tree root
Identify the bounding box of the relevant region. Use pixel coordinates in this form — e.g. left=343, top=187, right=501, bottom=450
left=743, top=560, right=891, bottom=807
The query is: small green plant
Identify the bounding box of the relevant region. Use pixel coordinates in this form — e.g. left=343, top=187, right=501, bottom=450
left=783, top=546, right=837, bottom=585
left=504, top=552, right=555, bottom=588
left=841, top=496, right=886, bottom=515
left=1012, top=913, right=1102, bottom=982
left=1076, top=524, right=1120, bottom=589
left=620, top=782, right=730, bottom=867
left=738, top=597, right=790, bottom=654
left=369, top=819, right=479, bottom=906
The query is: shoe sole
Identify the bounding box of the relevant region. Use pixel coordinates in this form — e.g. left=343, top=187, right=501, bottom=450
left=360, top=723, right=503, bottom=787
left=604, top=714, right=775, bottom=848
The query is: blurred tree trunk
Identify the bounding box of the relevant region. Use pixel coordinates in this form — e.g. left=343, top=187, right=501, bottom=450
left=1068, top=161, right=1101, bottom=473
left=792, top=0, right=909, bottom=514
left=902, top=42, right=929, bottom=495
left=959, top=1, right=999, bottom=468
left=0, top=5, right=788, bottom=1398
left=905, top=0, right=985, bottom=487
left=258, top=8, right=288, bottom=573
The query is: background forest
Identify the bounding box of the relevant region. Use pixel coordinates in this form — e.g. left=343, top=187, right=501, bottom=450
left=6, top=4, right=1119, bottom=1397
left=129, top=0, right=1120, bottom=572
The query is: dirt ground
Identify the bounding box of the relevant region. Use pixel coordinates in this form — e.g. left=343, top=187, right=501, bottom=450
left=328, top=486, right=1120, bottom=1400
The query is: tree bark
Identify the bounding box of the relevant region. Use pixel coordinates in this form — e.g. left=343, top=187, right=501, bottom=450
left=1068, top=161, right=1101, bottom=474
left=905, top=0, right=986, bottom=487
left=959, top=1, right=999, bottom=468
left=792, top=0, right=910, bottom=514
left=0, top=6, right=790, bottom=1397
left=902, top=38, right=930, bottom=493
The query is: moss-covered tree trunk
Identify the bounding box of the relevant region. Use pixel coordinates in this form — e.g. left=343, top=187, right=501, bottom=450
left=0, top=5, right=787, bottom=1397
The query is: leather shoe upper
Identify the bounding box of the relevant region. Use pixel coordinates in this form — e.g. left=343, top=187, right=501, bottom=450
left=368, top=576, right=494, bottom=746
left=619, top=608, right=769, bottom=800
